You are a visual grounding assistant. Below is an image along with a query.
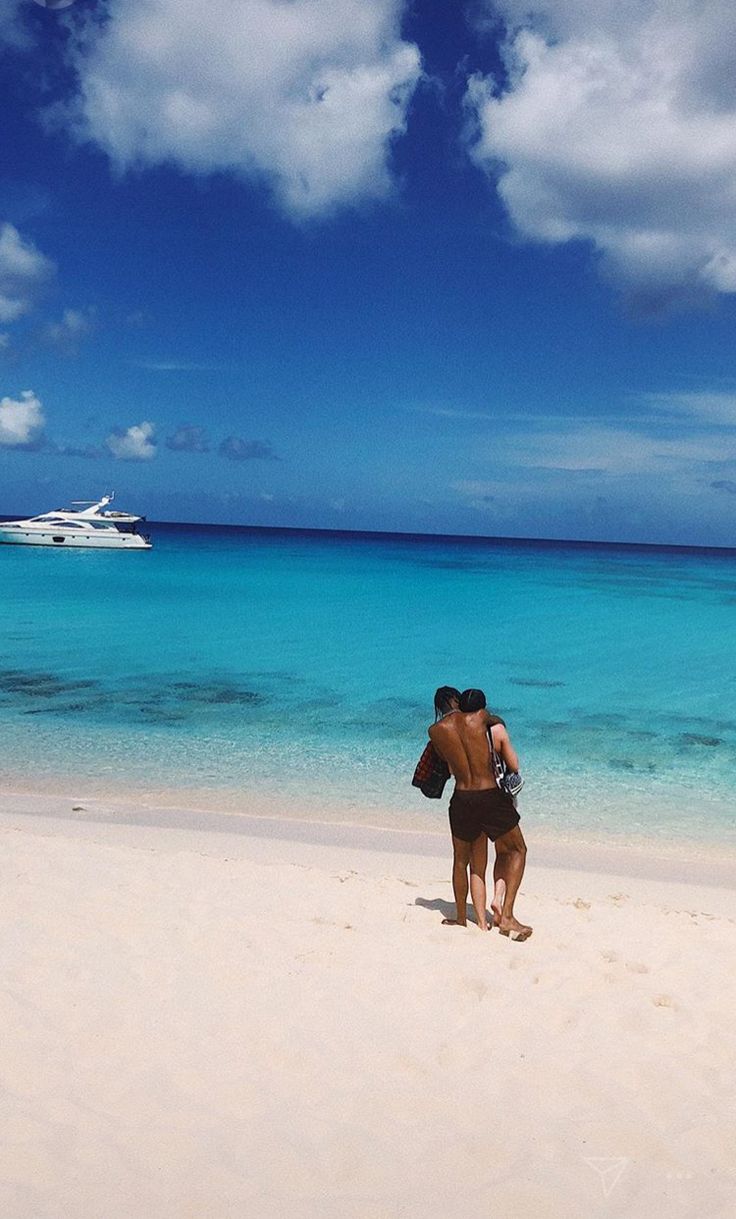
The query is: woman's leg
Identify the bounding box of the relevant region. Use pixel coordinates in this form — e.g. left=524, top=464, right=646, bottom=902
left=469, top=833, right=489, bottom=929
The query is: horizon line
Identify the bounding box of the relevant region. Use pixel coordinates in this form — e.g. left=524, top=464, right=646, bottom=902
left=1, top=509, right=733, bottom=555
left=143, top=518, right=736, bottom=556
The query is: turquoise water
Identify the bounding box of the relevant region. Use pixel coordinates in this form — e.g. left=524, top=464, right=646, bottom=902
left=1, top=523, right=735, bottom=844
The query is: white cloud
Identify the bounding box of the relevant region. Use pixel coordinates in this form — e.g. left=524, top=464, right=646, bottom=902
left=413, top=405, right=496, bottom=421
left=0, top=2, right=29, bottom=50
left=445, top=391, right=736, bottom=492
left=136, top=360, right=222, bottom=372
left=43, top=306, right=95, bottom=351
left=64, top=0, right=422, bottom=218
left=488, top=421, right=736, bottom=475
left=641, top=391, right=736, bottom=425
left=467, top=1, right=736, bottom=304
left=105, top=420, right=157, bottom=461
left=0, top=389, right=45, bottom=448
left=0, top=222, right=55, bottom=323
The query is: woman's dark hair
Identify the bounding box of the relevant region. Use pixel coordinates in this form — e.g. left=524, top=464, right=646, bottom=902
left=459, top=688, right=487, bottom=713
left=434, top=686, right=461, bottom=719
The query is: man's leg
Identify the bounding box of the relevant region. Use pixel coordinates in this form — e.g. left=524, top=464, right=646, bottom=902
left=492, top=825, right=532, bottom=940
left=442, top=836, right=472, bottom=926
left=469, top=833, right=489, bottom=930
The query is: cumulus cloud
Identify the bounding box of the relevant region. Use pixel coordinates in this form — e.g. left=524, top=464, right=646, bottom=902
left=467, top=1, right=736, bottom=306
left=219, top=435, right=278, bottom=461
left=166, top=424, right=210, bottom=453
left=0, top=222, right=55, bottom=323
left=105, top=420, right=157, bottom=461
left=64, top=0, right=422, bottom=218
left=42, top=306, right=95, bottom=352
left=0, top=389, right=45, bottom=448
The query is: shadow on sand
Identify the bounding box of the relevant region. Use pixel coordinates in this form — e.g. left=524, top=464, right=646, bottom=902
left=414, top=896, right=490, bottom=928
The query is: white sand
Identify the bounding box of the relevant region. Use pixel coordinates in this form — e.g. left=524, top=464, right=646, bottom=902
left=1, top=798, right=735, bottom=1219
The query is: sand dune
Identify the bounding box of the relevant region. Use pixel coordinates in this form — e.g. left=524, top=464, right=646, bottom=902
left=1, top=802, right=735, bottom=1219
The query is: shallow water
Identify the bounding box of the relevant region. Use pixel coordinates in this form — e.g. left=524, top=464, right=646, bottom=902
left=1, top=524, right=735, bottom=843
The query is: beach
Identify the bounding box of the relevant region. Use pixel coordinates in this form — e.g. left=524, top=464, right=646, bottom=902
left=3, top=791, right=735, bottom=1219
left=3, top=527, right=736, bottom=1217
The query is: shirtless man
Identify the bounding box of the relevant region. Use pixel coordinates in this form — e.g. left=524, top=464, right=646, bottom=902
left=429, top=687, right=532, bottom=941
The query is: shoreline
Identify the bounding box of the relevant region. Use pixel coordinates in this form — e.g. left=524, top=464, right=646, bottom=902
left=2, top=784, right=736, bottom=888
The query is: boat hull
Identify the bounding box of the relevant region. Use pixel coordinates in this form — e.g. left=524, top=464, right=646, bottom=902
left=0, top=529, right=151, bottom=549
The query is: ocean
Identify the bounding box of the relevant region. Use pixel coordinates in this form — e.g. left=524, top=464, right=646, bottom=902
left=1, top=522, right=734, bottom=846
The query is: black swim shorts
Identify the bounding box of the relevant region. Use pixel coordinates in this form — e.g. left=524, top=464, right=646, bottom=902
left=448, top=787, right=520, bottom=843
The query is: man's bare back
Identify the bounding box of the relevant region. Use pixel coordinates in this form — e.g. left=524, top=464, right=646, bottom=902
left=429, top=710, right=519, bottom=791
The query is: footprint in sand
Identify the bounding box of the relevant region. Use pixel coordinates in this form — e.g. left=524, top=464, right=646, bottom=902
left=653, top=994, right=676, bottom=1008
left=626, top=961, right=649, bottom=974
left=396, top=1052, right=427, bottom=1075
left=601, top=949, right=619, bottom=963
left=464, top=977, right=488, bottom=1000
left=608, top=893, right=629, bottom=906
left=572, top=898, right=591, bottom=910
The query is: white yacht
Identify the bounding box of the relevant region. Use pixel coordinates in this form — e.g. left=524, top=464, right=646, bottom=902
left=0, top=494, right=152, bottom=549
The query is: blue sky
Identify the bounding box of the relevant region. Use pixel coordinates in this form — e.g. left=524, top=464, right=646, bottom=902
left=2, top=0, right=736, bottom=545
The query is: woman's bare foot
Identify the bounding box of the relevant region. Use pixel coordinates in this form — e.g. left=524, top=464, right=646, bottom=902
left=499, top=916, right=533, bottom=941
left=442, top=917, right=467, bottom=927
left=491, top=878, right=506, bottom=927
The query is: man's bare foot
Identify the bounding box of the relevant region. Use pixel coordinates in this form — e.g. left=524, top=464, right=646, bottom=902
left=442, top=917, right=467, bottom=927
left=491, top=879, right=506, bottom=927
left=499, top=916, right=533, bottom=941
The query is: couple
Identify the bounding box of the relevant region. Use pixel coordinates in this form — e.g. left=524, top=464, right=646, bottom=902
left=429, top=686, right=532, bottom=941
